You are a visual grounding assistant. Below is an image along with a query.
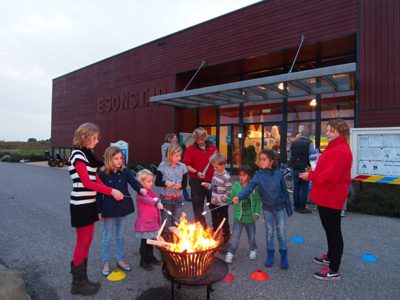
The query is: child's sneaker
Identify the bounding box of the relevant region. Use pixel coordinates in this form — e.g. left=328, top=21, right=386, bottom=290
left=313, top=253, right=330, bottom=266
left=225, top=252, right=234, bottom=264
left=249, top=250, right=257, bottom=260
left=312, top=267, right=341, bottom=280
left=341, top=210, right=347, bottom=217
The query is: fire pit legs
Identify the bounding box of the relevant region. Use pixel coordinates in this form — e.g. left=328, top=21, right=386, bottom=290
left=162, top=257, right=228, bottom=300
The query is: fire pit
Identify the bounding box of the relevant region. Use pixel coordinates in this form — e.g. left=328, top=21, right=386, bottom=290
left=147, top=216, right=228, bottom=299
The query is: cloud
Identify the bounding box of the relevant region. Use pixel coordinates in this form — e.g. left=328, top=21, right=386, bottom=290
left=14, top=13, right=74, bottom=34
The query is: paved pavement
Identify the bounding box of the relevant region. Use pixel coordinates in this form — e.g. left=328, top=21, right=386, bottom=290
left=0, top=162, right=399, bottom=300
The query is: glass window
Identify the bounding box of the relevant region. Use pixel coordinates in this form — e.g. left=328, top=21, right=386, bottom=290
left=199, top=107, right=216, bottom=125
left=287, top=97, right=316, bottom=121
left=243, top=100, right=282, bottom=123
left=220, top=104, right=239, bottom=124
left=321, top=96, right=355, bottom=119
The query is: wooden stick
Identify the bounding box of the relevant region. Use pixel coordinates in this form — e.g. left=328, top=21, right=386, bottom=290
left=202, top=150, right=217, bottom=175
left=157, top=219, right=167, bottom=241
left=213, top=217, right=226, bottom=239
left=146, top=239, right=174, bottom=247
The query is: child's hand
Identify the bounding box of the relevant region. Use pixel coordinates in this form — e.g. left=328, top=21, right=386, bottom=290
left=253, top=215, right=259, bottom=221
left=174, top=183, right=182, bottom=190
left=221, top=198, right=227, bottom=203
left=157, top=203, right=164, bottom=210
left=201, top=182, right=209, bottom=188
left=165, top=181, right=175, bottom=188
left=211, top=197, right=217, bottom=204
left=305, top=166, right=312, bottom=172
left=111, top=189, right=124, bottom=201
left=98, top=213, right=104, bottom=222
left=233, top=196, right=240, bottom=204
left=140, top=188, right=147, bottom=196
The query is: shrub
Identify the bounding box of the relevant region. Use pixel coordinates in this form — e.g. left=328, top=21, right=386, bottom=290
left=349, top=183, right=400, bottom=218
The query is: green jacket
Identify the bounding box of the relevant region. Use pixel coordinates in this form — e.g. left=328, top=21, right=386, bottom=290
left=227, top=181, right=261, bottom=223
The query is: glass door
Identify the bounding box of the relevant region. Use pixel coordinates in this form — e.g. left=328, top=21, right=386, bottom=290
left=262, top=123, right=282, bottom=158
left=218, top=125, right=242, bottom=172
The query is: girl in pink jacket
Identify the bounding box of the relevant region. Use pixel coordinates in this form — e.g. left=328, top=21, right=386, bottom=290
left=134, top=169, right=163, bottom=270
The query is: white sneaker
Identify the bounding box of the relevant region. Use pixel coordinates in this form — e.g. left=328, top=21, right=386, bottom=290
left=225, top=252, right=234, bottom=264
left=341, top=210, right=347, bottom=217
left=249, top=249, right=257, bottom=260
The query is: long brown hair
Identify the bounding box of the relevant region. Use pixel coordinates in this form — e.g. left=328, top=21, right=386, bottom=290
left=259, top=149, right=279, bottom=169
left=103, top=146, right=125, bottom=175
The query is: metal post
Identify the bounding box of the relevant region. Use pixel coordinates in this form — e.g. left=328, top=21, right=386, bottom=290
left=289, top=35, right=305, bottom=73
left=183, top=60, right=207, bottom=91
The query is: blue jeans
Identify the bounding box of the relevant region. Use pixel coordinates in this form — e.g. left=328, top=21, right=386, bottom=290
left=228, top=222, right=257, bottom=254
left=102, top=216, right=127, bottom=264
left=263, top=208, right=287, bottom=251
left=292, top=169, right=310, bottom=210
left=161, top=197, right=184, bottom=229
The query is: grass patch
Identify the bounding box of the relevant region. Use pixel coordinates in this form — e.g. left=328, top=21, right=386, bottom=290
left=0, top=141, right=50, bottom=162
left=349, top=183, right=400, bottom=218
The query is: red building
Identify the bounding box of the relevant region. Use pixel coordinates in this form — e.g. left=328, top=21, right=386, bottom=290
left=52, top=0, right=400, bottom=168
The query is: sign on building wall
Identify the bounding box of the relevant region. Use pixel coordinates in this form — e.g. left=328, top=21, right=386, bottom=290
left=350, top=127, right=400, bottom=184
left=110, top=140, right=129, bottom=164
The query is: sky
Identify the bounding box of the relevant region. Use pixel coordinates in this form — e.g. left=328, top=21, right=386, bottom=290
left=0, top=0, right=260, bottom=142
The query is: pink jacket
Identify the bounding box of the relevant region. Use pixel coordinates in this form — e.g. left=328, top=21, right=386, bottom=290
left=134, top=189, right=161, bottom=232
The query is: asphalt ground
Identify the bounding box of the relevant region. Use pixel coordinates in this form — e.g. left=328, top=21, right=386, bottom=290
left=0, top=162, right=399, bottom=300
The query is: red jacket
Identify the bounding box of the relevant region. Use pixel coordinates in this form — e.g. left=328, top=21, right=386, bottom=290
left=183, top=142, right=218, bottom=182
left=308, top=136, right=352, bottom=210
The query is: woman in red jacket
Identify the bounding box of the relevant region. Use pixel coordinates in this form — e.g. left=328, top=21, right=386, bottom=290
left=299, top=119, right=352, bottom=281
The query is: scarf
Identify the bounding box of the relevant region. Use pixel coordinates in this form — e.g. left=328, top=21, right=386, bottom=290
left=79, top=147, right=104, bottom=168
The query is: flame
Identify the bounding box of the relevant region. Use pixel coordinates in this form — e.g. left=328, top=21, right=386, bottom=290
left=165, top=216, right=220, bottom=253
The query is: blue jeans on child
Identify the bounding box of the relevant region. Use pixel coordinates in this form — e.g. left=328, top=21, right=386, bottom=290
left=160, top=197, right=183, bottom=229
left=228, top=222, right=257, bottom=254
left=263, top=208, right=287, bottom=251
left=102, top=216, right=127, bottom=264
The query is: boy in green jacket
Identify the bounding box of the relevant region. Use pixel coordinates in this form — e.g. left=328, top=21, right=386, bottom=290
left=225, top=165, right=261, bottom=264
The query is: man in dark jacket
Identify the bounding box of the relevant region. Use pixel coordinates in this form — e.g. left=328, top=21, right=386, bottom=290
left=289, top=128, right=314, bottom=213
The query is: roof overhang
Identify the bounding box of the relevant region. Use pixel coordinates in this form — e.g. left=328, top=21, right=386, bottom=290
left=150, top=63, right=356, bottom=108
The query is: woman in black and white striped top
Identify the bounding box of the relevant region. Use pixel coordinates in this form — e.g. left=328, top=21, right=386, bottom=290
left=67, top=123, right=123, bottom=296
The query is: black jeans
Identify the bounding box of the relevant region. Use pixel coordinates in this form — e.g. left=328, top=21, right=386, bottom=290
left=209, top=203, right=230, bottom=243
left=140, top=239, right=154, bottom=263
left=189, top=177, right=211, bottom=228
left=292, top=169, right=309, bottom=210
left=318, top=206, right=343, bottom=272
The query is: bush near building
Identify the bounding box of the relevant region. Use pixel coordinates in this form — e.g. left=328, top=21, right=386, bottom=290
left=0, top=141, right=50, bottom=162
left=349, top=183, right=400, bottom=218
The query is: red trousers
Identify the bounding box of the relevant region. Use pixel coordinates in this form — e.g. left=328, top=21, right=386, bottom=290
left=73, top=224, right=94, bottom=266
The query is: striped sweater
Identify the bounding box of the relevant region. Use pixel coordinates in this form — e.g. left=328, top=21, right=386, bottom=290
left=68, top=149, right=111, bottom=227
left=210, top=170, right=232, bottom=205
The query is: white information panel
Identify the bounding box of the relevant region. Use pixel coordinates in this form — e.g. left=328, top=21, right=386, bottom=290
left=350, top=127, right=400, bottom=178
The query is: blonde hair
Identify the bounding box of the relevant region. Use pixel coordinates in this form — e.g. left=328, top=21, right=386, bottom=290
left=72, top=123, right=100, bottom=148
left=327, top=119, right=350, bottom=137
left=211, top=152, right=226, bottom=166
left=103, top=146, right=125, bottom=175
left=136, top=169, right=154, bottom=183
left=166, top=143, right=182, bottom=162
left=192, top=127, right=208, bottom=141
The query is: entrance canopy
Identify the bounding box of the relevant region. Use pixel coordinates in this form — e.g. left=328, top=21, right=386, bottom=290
left=150, top=63, right=356, bottom=108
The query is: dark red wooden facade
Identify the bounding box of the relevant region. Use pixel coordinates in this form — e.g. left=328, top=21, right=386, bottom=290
left=52, top=0, right=399, bottom=163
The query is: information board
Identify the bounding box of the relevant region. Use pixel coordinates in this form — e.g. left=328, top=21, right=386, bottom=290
left=350, top=127, right=400, bottom=179
left=110, top=140, right=129, bottom=164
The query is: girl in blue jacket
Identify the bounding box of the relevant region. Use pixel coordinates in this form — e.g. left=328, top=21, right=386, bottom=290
left=233, top=150, right=292, bottom=269
left=97, top=146, right=146, bottom=276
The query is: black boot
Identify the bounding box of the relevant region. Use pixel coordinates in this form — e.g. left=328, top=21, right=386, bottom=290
left=83, top=259, right=101, bottom=288
left=71, top=262, right=99, bottom=296
left=139, top=240, right=153, bottom=270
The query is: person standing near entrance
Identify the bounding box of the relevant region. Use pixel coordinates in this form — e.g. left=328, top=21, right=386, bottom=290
left=183, top=127, right=218, bottom=228
left=299, top=119, right=352, bottom=280
left=289, top=127, right=314, bottom=213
